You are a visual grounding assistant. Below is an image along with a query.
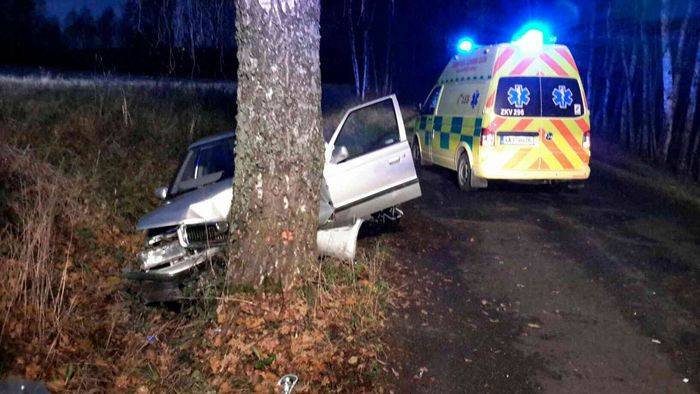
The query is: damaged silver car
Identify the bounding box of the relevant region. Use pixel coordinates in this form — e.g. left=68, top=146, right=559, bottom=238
left=125, top=95, right=421, bottom=283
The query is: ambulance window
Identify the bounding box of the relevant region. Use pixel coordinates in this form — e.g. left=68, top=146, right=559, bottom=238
left=334, top=98, right=399, bottom=160
left=541, top=78, right=584, bottom=117
left=421, top=86, right=442, bottom=115
left=494, top=77, right=541, bottom=117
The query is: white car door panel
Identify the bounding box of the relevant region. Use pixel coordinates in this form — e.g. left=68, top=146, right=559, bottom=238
left=324, top=95, right=421, bottom=223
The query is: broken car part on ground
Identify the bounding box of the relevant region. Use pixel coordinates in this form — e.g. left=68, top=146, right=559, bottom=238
left=124, top=95, right=421, bottom=291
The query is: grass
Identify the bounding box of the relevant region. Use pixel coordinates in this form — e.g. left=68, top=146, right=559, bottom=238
left=0, top=80, right=393, bottom=391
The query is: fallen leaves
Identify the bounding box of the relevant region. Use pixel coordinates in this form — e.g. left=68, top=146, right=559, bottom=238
left=207, top=256, right=390, bottom=391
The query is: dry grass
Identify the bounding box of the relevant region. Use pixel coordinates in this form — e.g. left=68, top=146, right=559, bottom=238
left=0, top=81, right=394, bottom=391
left=0, top=83, right=234, bottom=390
left=0, top=146, right=79, bottom=354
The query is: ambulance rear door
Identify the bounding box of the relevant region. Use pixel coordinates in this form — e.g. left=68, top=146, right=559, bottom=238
left=492, top=75, right=589, bottom=173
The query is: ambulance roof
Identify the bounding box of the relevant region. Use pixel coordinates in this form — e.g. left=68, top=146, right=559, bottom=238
left=436, top=43, right=575, bottom=86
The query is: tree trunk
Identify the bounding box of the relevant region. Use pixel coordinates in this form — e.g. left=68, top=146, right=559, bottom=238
left=659, top=0, right=690, bottom=163
left=585, top=3, right=595, bottom=112
left=691, top=126, right=700, bottom=180
left=596, top=3, right=613, bottom=132
left=679, top=38, right=700, bottom=174
left=601, top=48, right=616, bottom=135
left=361, top=28, right=370, bottom=100
left=228, top=0, right=323, bottom=290
left=621, top=39, right=638, bottom=149
left=347, top=1, right=361, bottom=97
left=640, top=21, right=650, bottom=156
left=383, top=0, right=395, bottom=95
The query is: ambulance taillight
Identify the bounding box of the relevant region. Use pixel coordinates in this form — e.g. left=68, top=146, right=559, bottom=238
left=481, top=127, right=495, bottom=147
left=583, top=131, right=591, bottom=150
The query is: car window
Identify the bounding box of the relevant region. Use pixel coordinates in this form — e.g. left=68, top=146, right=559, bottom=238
left=495, top=76, right=541, bottom=117
left=334, top=98, right=399, bottom=161
left=541, top=77, right=584, bottom=117
left=421, top=86, right=442, bottom=115
left=495, top=76, right=584, bottom=118
left=436, top=82, right=481, bottom=115
left=174, top=138, right=235, bottom=194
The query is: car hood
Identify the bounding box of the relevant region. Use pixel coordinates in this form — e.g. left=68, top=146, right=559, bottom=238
left=137, top=179, right=232, bottom=230
left=137, top=178, right=336, bottom=231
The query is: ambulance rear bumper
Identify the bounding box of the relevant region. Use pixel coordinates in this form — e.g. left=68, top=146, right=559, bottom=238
left=475, top=166, right=590, bottom=181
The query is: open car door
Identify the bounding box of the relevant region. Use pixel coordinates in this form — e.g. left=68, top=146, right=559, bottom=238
left=324, top=95, right=421, bottom=224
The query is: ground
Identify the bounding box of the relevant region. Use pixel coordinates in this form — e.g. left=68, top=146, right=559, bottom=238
left=1, top=82, right=699, bottom=392
left=373, top=142, right=700, bottom=393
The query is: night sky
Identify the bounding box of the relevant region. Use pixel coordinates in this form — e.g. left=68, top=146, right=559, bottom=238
left=44, top=0, right=123, bottom=21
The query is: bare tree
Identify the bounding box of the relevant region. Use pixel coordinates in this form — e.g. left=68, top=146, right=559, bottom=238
left=660, top=0, right=691, bottom=163
left=346, top=0, right=395, bottom=99
left=227, top=0, right=323, bottom=290
left=680, top=38, right=700, bottom=174
left=383, top=0, right=395, bottom=94
left=585, top=5, right=596, bottom=113
left=596, top=4, right=613, bottom=133
left=621, top=37, right=638, bottom=149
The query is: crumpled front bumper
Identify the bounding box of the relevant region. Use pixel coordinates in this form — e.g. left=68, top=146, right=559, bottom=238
left=124, top=242, right=223, bottom=281
left=123, top=224, right=226, bottom=282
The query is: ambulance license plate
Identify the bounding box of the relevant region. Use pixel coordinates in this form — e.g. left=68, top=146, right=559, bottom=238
left=499, top=132, right=538, bottom=146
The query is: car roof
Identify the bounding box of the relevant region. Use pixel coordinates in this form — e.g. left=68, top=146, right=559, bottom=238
left=188, top=131, right=236, bottom=150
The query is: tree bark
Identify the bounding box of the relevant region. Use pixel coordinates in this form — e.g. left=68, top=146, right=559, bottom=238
left=361, top=27, right=370, bottom=100
left=679, top=38, right=700, bottom=174
left=383, top=0, right=395, bottom=95
left=346, top=1, right=361, bottom=97
left=621, top=38, right=638, bottom=149
left=596, top=3, right=613, bottom=132
left=660, top=0, right=691, bottom=163
left=585, top=5, right=595, bottom=113
left=228, top=0, right=323, bottom=290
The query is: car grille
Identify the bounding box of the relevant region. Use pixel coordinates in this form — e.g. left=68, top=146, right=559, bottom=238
left=185, top=224, right=227, bottom=245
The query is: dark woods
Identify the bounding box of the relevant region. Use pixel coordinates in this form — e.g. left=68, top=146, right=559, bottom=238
left=583, top=0, right=700, bottom=179
left=0, top=0, right=699, bottom=179
left=0, top=0, right=236, bottom=77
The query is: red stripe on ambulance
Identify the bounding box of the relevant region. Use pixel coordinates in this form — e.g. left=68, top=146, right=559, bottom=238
left=555, top=47, right=578, bottom=73
left=543, top=138, right=574, bottom=169
left=493, top=47, right=515, bottom=75
left=486, top=92, right=496, bottom=108
left=511, top=57, right=536, bottom=75
left=539, top=53, right=568, bottom=77
left=550, top=120, right=589, bottom=163
left=575, top=118, right=589, bottom=132
left=513, top=119, right=533, bottom=131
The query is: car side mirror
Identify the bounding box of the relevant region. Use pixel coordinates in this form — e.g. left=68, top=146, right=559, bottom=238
left=154, top=186, right=168, bottom=200
left=330, top=145, right=349, bottom=164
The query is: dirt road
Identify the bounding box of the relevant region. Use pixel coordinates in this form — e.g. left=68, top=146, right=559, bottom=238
left=377, top=148, right=700, bottom=393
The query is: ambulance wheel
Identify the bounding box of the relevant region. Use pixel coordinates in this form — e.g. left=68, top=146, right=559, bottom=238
left=457, top=152, right=473, bottom=192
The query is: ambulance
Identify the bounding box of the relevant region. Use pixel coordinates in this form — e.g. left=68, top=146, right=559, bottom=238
left=412, top=28, right=591, bottom=190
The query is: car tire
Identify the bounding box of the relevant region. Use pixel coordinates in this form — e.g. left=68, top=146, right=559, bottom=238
left=412, top=137, right=423, bottom=173
left=457, top=152, right=473, bottom=192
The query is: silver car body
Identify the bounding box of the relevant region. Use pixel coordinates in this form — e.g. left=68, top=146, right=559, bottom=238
left=130, top=95, right=420, bottom=280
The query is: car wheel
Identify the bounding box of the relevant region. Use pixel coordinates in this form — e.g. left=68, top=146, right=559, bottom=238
left=457, top=152, right=473, bottom=192
left=412, top=137, right=423, bottom=172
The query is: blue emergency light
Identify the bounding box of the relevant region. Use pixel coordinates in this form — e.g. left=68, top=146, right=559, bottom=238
left=512, top=22, right=555, bottom=52
left=456, top=37, right=476, bottom=53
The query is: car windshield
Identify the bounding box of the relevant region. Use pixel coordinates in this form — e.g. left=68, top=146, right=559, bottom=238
left=171, top=137, right=235, bottom=196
